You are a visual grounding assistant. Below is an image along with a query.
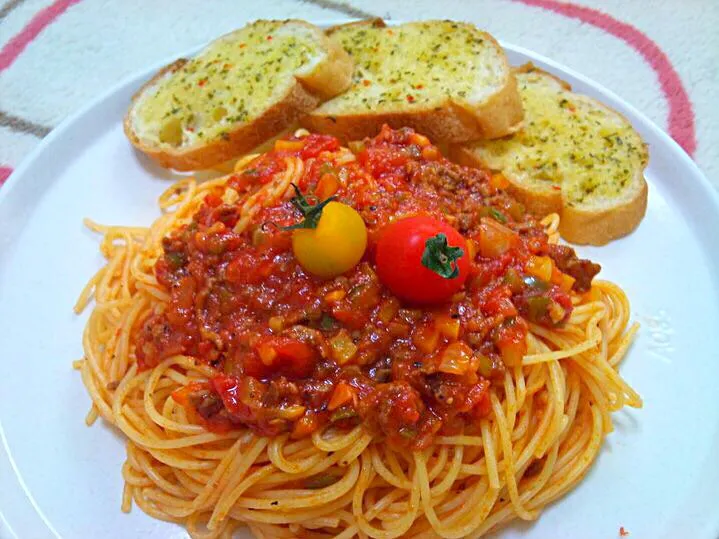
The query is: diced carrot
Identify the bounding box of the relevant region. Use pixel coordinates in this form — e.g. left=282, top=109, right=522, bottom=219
left=316, top=172, right=340, bottom=199
left=324, top=289, right=346, bottom=304
left=274, top=139, right=305, bottom=152
left=327, top=382, right=355, bottom=411
left=410, top=133, right=431, bottom=147
left=550, top=265, right=562, bottom=284
left=421, top=146, right=440, bottom=161
left=291, top=413, right=318, bottom=438
left=490, top=173, right=510, bottom=190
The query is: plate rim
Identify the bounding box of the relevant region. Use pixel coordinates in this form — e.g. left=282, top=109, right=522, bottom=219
left=1, top=23, right=718, bottom=539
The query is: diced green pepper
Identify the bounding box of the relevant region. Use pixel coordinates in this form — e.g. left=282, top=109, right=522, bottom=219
left=166, top=252, right=186, bottom=269
left=319, top=313, right=337, bottom=331
left=527, top=296, right=550, bottom=322
left=523, top=276, right=549, bottom=290
left=330, top=407, right=358, bottom=422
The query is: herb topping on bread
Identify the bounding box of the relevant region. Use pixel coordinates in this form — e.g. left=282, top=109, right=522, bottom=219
left=125, top=20, right=353, bottom=171
left=451, top=64, right=648, bottom=245
left=302, top=20, right=523, bottom=143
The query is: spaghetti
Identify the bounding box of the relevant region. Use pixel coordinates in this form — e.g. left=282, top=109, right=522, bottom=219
left=75, top=126, right=641, bottom=538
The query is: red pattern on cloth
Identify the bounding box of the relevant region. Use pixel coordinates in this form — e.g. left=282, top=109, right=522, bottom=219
left=0, top=0, right=83, bottom=72
left=0, top=166, right=13, bottom=186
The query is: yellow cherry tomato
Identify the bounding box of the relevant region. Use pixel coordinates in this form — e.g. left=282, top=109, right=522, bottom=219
left=292, top=201, right=367, bottom=278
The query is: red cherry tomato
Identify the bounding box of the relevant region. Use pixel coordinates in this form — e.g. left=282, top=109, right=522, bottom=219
left=375, top=216, right=470, bottom=304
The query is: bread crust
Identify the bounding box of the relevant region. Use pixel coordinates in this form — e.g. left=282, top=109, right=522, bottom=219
left=514, top=62, right=571, bottom=91
left=124, top=20, right=353, bottom=171
left=560, top=173, right=648, bottom=246
left=325, top=17, right=386, bottom=35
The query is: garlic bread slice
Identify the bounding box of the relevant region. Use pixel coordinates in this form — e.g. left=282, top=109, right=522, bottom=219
left=302, top=19, right=523, bottom=143
left=125, top=20, right=353, bottom=171
left=452, top=64, right=648, bottom=245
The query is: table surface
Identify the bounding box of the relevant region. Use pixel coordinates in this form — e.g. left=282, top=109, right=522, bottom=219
left=0, top=0, right=716, bottom=187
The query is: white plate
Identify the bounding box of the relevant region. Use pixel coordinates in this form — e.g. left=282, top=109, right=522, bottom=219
left=1, top=29, right=719, bottom=539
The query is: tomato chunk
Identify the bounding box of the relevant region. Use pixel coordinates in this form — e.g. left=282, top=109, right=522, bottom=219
left=249, top=336, right=319, bottom=379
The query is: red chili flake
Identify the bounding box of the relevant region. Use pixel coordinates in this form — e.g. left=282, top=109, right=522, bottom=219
left=239, top=43, right=246, bottom=48
left=187, top=127, right=195, bottom=132
left=415, top=84, right=424, bottom=90
left=267, top=35, right=273, bottom=41
left=406, top=95, right=415, bottom=103
left=224, top=63, right=233, bottom=70
left=551, top=185, right=561, bottom=191
left=362, top=79, right=371, bottom=87
left=198, top=78, right=207, bottom=87
left=619, top=527, right=629, bottom=537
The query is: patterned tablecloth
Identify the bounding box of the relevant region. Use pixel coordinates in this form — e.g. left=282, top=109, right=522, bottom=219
left=1, top=0, right=716, bottom=187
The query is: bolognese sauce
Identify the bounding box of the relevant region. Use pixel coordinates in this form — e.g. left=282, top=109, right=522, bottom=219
left=138, top=126, right=600, bottom=449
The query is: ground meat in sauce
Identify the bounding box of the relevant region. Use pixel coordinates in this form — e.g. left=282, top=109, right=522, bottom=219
left=545, top=243, right=601, bottom=293
left=145, top=126, right=601, bottom=450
